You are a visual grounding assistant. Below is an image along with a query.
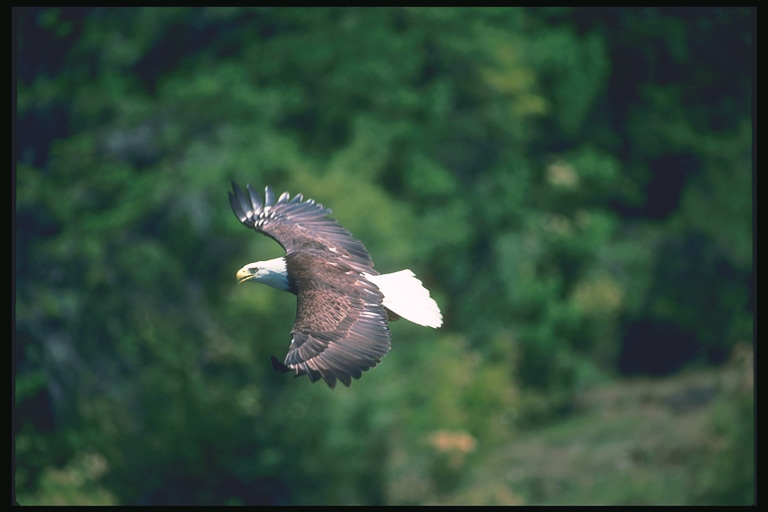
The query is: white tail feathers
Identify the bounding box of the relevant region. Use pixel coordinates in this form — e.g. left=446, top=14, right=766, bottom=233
left=365, top=270, right=443, bottom=329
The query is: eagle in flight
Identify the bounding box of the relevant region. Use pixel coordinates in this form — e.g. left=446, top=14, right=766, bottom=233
left=229, top=182, right=442, bottom=388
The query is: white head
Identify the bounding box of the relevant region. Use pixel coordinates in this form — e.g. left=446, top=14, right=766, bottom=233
left=236, top=257, right=290, bottom=292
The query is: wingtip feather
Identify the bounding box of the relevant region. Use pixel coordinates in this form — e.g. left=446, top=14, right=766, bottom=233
left=264, top=186, right=275, bottom=208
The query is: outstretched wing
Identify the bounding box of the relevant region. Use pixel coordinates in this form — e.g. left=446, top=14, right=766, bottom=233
left=272, top=251, right=391, bottom=388
left=229, top=182, right=376, bottom=274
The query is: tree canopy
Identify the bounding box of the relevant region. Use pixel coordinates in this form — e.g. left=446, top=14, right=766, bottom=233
left=14, top=7, right=753, bottom=505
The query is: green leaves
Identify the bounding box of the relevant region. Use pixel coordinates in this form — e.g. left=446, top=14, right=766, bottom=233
left=15, top=7, right=753, bottom=505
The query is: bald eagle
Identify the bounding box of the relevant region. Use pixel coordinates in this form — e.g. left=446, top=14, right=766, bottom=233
left=229, top=183, right=442, bottom=388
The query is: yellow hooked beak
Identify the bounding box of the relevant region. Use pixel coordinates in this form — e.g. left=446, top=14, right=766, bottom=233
left=236, top=265, right=257, bottom=283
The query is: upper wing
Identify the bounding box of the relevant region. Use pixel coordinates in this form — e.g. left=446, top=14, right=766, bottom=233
left=229, top=182, right=376, bottom=274
left=275, top=251, right=392, bottom=388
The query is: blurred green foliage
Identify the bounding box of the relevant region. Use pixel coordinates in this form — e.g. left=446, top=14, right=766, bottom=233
left=14, top=7, right=753, bottom=505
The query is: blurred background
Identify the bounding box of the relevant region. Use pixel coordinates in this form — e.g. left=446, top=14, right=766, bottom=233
left=14, top=7, right=754, bottom=505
